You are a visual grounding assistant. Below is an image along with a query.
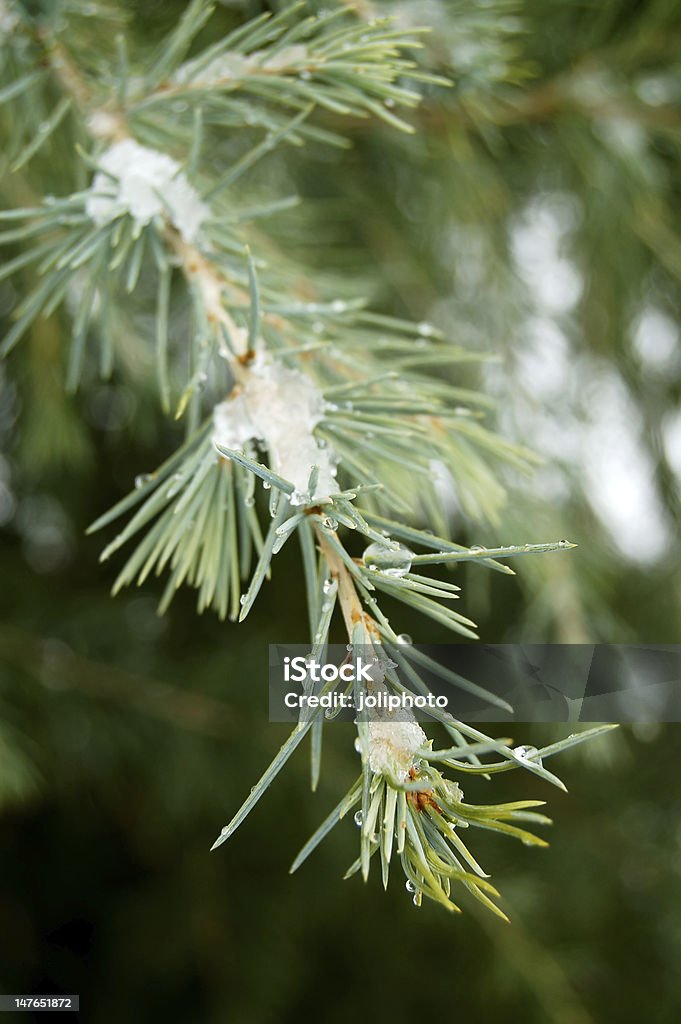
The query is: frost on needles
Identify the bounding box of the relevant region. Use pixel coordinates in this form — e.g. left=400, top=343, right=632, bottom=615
left=85, top=140, right=209, bottom=243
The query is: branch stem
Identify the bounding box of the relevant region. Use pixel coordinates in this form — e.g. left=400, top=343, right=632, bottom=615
left=43, top=34, right=248, bottom=366
left=314, top=524, right=376, bottom=641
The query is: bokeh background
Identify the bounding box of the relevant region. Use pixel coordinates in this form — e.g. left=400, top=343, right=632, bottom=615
left=1, top=0, right=681, bottom=1021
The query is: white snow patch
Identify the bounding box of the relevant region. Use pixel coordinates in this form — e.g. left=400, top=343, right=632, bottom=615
left=212, top=392, right=257, bottom=453
left=212, top=356, right=338, bottom=505
left=85, top=140, right=209, bottom=242
left=366, top=720, right=428, bottom=781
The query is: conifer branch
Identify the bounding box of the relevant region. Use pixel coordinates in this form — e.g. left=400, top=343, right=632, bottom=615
left=0, top=0, right=618, bottom=917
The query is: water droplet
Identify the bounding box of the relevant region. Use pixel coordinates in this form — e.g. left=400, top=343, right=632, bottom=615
left=405, top=880, right=415, bottom=893
left=396, top=633, right=413, bottom=645
left=135, top=473, right=152, bottom=489
left=263, top=481, right=271, bottom=490
left=558, top=538, right=571, bottom=547
left=384, top=97, right=396, bottom=108
left=354, top=810, right=363, bottom=827
left=244, top=495, right=255, bottom=508
left=323, top=517, right=338, bottom=530
left=513, top=744, right=540, bottom=763
left=362, top=541, right=413, bottom=577
left=239, top=594, right=247, bottom=605
left=322, top=579, right=334, bottom=594
left=418, top=322, right=435, bottom=337
left=469, top=544, right=486, bottom=553
left=412, top=894, right=421, bottom=907
left=331, top=299, right=348, bottom=313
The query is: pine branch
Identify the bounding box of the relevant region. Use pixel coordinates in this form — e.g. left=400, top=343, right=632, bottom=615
left=0, top=0, right=618, bottom=918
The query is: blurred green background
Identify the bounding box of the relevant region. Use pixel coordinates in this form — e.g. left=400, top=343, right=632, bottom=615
left=1, top=0, right=681, bottom=1021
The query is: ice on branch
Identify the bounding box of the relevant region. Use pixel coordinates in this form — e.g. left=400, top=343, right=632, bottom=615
left=213, top=357, right=338, bottom=505
left=366, top=720, right=428, bottom=781
left=212, top=393, right=256, bottom=453
left=85, top=140, right=209, bottom=242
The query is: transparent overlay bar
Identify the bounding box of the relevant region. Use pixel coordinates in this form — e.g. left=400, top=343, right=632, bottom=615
left=269, top=644, right=681, bottom=723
